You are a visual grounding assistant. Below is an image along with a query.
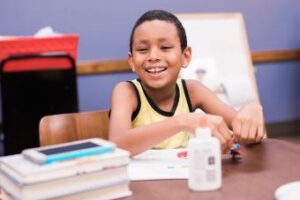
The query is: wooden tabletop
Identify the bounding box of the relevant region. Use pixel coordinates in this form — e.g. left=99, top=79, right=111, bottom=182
left=123, top=138, right=300, bottom=200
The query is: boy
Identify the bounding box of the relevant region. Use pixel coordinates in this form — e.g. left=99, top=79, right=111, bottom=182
left=109, top=10, right=265, bottom=156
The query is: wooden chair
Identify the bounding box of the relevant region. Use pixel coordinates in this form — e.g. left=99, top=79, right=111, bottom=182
left=39, top=110, right=109, bottom=146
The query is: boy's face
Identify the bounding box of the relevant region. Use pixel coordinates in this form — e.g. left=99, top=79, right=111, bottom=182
left=128, top=20, right=191, bottom=89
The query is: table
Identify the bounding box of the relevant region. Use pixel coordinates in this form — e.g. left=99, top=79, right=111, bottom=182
left=123, top=138, right=300, bottom=200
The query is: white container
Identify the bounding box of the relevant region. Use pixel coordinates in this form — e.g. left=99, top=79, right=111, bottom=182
left=188, top=127, right=222, bottom=191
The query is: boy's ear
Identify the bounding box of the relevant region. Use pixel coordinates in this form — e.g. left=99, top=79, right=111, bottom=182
left=182, top=46, right=192, bottom=69
left=128, top=52, right=136, bottom=72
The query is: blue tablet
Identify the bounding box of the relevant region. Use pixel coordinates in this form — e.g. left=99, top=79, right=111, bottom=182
left=22, top=138, right=116, bottom=164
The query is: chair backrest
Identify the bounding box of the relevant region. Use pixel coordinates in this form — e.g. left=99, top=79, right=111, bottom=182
left=1, top=53, right=78, bottom=155
left=39, top=110, right=109, bottom=146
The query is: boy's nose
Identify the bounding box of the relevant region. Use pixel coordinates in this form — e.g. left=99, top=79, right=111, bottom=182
left=148, top=48, right=160, bottom=61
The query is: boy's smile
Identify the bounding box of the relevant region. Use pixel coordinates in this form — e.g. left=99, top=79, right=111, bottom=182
left=145, top=66, right=167, bottom=74
left=145, top=66, right=167, bottom=79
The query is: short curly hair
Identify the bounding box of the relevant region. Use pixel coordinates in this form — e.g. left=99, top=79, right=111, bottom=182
left=129, top=10, right=187, bottom=53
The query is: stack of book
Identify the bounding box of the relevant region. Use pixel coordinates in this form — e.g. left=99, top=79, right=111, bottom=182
left=0, top=147, right=131, bottom=199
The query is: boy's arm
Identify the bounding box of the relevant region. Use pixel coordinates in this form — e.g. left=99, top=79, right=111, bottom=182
left=187, top=80, right=237, bottom=125
left=186, top=80, right=265, bottom=144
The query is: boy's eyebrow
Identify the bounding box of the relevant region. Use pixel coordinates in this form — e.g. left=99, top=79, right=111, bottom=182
left=135, top=38, right=172, bottom=44
left=133, top=40, right=148, bottom=46
left=157, top=38, right=169, bottom=43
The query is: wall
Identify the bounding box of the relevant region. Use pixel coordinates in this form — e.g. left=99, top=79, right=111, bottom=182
left=1, top=0, right=300, bottom=123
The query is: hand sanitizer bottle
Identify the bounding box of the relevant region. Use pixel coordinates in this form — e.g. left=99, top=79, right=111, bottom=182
left=188, top=116, right=222, bottom=191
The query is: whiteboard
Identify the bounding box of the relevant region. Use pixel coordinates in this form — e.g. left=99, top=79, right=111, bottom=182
left=177, top=13, right=259, bottom=108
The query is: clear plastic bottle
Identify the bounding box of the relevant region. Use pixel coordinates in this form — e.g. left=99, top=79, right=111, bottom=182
left=188, top=118, right=222, bottom=191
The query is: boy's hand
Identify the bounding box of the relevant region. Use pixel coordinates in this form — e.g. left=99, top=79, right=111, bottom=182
left=231, top=102, right=265, bottom=144
left=183, top=113, right=232, bottom=153
left=205, top=114, right=233, bottom=153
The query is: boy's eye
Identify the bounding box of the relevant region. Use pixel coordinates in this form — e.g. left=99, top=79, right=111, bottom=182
left=161, top=46, right=173, bottom=50
left=136, top=48, right=148, bottom=53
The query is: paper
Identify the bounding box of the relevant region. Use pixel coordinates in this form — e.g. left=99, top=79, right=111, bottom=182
left=180, top=57, right=222, bottom=92
left=180, top=56, right=255, bottom=108
left=222, top=77, right=255, bottom=107
left=1, top=26, right=60, bottom=40
left=128, top=149, right=188, bottom=181
left=34, top=26, right=61, bottom=37
left=177, top=14, right=259, bottom=109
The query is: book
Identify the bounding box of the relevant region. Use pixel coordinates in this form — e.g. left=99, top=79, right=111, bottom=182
left=1, top=182, right=132, bottom=200
left=0, top=148, right=130, bottom=185
left=0, top=165, right=130, bottom=200
left=56, top=182, right=132, bottom=200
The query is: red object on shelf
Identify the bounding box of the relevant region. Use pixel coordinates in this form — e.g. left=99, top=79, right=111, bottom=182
left=0, top=34, right=79, bottom=72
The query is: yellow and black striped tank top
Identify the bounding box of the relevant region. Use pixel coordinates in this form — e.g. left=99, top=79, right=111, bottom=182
left=129, top=79, right=193, bottom=149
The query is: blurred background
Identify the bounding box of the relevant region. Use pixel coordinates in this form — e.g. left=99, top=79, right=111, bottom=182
left=0, top=0, right=300, bottom=132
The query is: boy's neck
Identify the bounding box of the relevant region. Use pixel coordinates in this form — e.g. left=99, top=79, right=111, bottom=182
left=141, top=82, right=177, bottom=112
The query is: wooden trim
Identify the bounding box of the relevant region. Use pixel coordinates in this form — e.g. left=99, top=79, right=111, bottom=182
left=77, top=49, right=300, bottom=75
left=251, top=49, right=300, bottom=63
left=77, top=60, right=130, bottom=75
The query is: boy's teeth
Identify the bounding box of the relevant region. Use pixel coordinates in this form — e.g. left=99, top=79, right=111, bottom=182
left=147, top=67, right=165, bottom=73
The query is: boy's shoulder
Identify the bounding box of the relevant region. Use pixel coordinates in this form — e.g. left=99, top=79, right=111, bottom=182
left=181, top=79, right=203, bottom=90
left=114, top=80, right=135, bottom=89
left=111, top=80, right=138, bottom=108
left=112, top=81, right=133, bottom=93
left=181, top=79, right=209, bottom=102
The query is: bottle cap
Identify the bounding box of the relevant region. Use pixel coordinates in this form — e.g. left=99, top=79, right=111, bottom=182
left=195, top=127, right=212, bottom=138
left=195, top=115, right=212, bottom=138
left=199, top=115, right=208, bottom=127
